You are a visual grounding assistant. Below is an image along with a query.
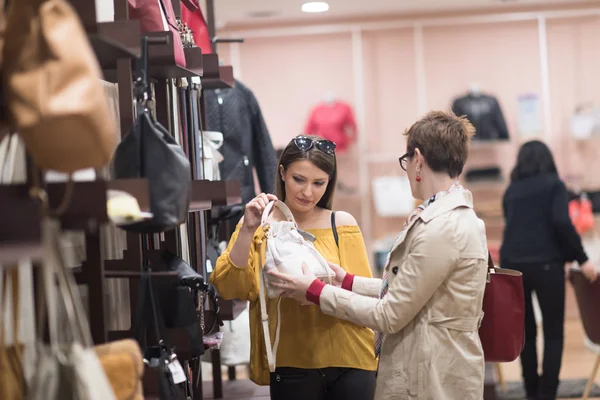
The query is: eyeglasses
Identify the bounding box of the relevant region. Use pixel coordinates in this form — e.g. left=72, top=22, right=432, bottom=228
left=398, top=150, right=414, bottom=171
left=293, top=136, right=336, bottom=155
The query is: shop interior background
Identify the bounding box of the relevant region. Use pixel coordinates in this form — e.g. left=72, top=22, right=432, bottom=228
left=94, top=0, right=600, bottom=395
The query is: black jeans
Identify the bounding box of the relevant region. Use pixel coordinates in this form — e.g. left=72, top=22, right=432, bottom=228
left=270, top=367, right=376, bottom=400
left=510, top=262, right=565, bottom=400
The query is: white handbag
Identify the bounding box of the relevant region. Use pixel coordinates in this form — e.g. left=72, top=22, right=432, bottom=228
left=28, top=219, right=116, bottom=400
left=257, top=201, right=334, bottom=372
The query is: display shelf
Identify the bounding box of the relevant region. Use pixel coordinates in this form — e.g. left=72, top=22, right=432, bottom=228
left=107, top=178, right=150, bottom=212
left=184, top=47, right=205, bottom=76
left=201, top=54, right=235, bottom=89
left=0, top=185, right=43, bottom=263
left=208, top=180, right=242, bottom=206
left=146, top=32, right=200, bottom=79
left=217, top=298, right=246, bottom=321
left=90, top=21, right=142, bottom=71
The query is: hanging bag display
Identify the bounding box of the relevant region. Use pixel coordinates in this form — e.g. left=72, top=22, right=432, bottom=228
left=256, top=200, right=335, bottom=372
left=29, top=219, right=116, bottom=400
left=0, top=267, right=25, bottom=400
left=113, top=36, right=191, bottom=233
left=478, top=253, right=525, bottom=362
left=132, top=269, right=187, bottom=400
left=2, top=0, right=117, bottom=172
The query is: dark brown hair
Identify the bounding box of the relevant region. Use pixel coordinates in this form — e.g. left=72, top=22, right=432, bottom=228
left=404, top=111, right=475, bottom=178
left=276, top=135, right=337, bottom=209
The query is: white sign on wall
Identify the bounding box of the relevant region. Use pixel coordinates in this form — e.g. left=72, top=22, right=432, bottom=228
left=517, top=94, right=543, bottom=139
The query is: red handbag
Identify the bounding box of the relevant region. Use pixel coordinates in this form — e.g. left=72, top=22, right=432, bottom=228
left=128, top=0, right=186, bottom=67
left=478, top=253, right=525, bottom=362
left=181, top=1, right=212, bottom=53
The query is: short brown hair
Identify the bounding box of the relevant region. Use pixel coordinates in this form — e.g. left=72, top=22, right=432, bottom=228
left=404, top=111, right=475, bottom=178
left=276, top=135, right=337, bottom=209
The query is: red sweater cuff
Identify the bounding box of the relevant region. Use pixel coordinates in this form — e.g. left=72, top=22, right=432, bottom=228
left=306, top=279, right=326, bottom=305
left=341, top=273, right=355, bottom=291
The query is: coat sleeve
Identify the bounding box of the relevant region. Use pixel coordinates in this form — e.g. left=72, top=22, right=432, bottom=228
left=247, top=89, right=277, bottom=194
left=352, top=276, right=382, bottom=298
left=319, top=219, right=459, bottom=334
left=208, top=225, right=260, bottom=302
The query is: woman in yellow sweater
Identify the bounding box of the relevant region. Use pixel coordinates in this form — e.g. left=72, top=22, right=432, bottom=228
left=209, top=135, right=377, bottom=400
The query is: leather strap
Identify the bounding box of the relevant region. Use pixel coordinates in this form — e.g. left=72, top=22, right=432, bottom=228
left=257, top=240, right=277, bottom=372
left=331, top=211, right=339, bottom=248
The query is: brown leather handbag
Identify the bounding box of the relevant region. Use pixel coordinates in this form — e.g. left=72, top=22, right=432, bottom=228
left=0, top=267, right=25, bottom=400
left=2, top=0, right=117, bottom=172
left=95, top=339, right=145, bottom=400
left=478, top=253, right=525, bottom=362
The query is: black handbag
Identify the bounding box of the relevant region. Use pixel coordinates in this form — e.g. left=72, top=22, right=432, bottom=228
left=133, top=270, right=187, bottom=400
left=112, top=36, right=191, bottom=233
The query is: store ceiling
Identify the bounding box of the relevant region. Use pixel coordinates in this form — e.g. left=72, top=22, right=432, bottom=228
left=214, top=0, right=599, bottom=27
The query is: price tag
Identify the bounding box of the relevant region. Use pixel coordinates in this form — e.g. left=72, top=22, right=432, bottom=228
left=167, top=359, right=187, bottom=384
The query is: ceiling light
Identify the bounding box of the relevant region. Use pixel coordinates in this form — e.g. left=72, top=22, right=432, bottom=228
left=301, top=2, right=329, bottom=13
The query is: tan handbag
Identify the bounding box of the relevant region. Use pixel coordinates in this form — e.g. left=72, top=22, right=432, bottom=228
left=2, top=0, right=117, bottom=172
left=0, top=267, right=25, bottom=400
left=95, top=339, right=145, bottom=400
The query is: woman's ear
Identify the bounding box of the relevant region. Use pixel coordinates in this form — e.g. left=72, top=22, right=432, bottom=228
left=279, top=164, right=285, bottom=181
left=413, top=148, right=425, bottom=170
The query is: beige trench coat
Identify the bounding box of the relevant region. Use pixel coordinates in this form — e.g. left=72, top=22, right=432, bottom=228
left=318, top=190, right=488, bottom=399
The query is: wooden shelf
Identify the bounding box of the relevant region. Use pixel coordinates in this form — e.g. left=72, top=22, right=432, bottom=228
left=90, top=21, right=142, bottom=71
left=147, top=31, right=200, bottom=79
left=200, top=54, right=235, bottom=89
left=192, top=180, right=242, bottom=207
left=0, top=185, right=42, bottom=263
left=183, top=47, right=204, bottom=76
left=108, top=178, right=150, bottom=212
left=210, top=180, right=242, bottom=206
left=191, top=180, right=213, bottom=211
left=217, top=298, right=247, bottom=321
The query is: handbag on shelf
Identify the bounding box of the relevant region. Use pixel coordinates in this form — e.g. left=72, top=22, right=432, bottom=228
left=2, top=0, right=117, bottom=172
left=256, top=200, right=335, bottom=372
left=95, top=339, right=145, bottom=400
left=112, top=36, right=191, bottom=233
left=132, top=270, right=187, bottom=400
left=180, top=1, right=212, bottom=53
left=29, top=219, right=117, bottom=400
left=0, top=266, right=25, bottom=400
left=128, top=0, right=186, bottom=66
left=478, top=252, right=525, bottom=362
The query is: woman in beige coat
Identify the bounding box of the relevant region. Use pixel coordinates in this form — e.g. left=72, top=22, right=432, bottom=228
left=269, top=111, right=489, bottom=400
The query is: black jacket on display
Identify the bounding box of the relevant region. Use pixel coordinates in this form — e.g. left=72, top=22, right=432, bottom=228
left=500, top=173, right=588, bottom=267
left=204, top=80, right=277, bottom=205
left=451, top=93, right=509, bottom=140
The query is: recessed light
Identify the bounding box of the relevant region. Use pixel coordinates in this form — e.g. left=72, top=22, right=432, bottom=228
left=301, top=2, right=329, bottom=13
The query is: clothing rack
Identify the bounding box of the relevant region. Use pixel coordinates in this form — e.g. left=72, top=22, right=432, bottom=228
left=0, top=0, right=242, bottom=398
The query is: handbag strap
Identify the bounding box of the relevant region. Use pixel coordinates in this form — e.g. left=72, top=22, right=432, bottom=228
left=132, top=270, right=170, bottom=349
left=331, top=211, right=339, bottom=248
left=257, top=240, right=277, bottom=373
left=0, top=267, right=19, bottom=347
left=261, top=200, right=294, bottom=228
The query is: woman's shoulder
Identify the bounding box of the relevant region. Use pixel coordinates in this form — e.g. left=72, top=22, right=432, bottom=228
left=332, top=210, right=359, bottom=227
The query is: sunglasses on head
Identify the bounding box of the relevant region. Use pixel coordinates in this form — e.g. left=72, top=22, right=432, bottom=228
left=293, top=136, right=336, bottom=155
